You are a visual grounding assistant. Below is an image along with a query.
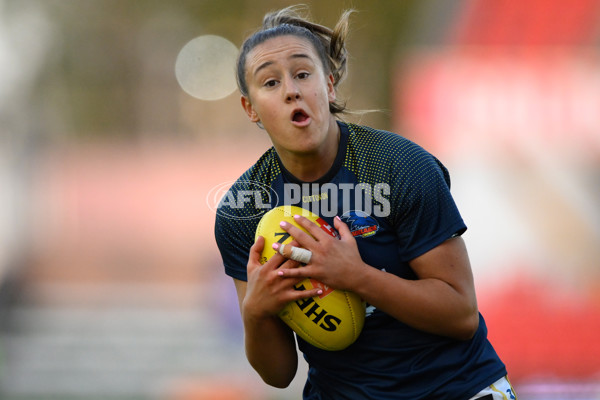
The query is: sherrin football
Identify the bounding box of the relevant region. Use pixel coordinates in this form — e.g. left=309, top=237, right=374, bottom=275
left=255, top=205, right=365, bottom=351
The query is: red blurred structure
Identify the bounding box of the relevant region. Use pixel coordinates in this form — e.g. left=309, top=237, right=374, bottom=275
left=394, top=0, right=600, bottom=387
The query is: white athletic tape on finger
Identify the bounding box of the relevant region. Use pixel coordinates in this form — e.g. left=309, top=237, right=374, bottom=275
left=278, top=244, right=312, bottom=264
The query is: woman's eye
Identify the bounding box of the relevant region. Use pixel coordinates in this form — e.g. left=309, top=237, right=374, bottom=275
left=264, top=79, right=278, bottom=87
left=297, top=72, right=310, bottom=79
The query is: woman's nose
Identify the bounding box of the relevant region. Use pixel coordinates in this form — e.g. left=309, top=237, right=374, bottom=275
left=286, top=90, right=301, bottom=102
left=284, top=78, right=301, bottom=102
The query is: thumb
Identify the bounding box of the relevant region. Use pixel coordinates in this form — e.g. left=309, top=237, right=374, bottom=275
left=248, top=236, right=265, bottom=268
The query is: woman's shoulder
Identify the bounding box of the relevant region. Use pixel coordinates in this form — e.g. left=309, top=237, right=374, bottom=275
left=237, top=146, right=280, bottom=183
left=214, top=147, right=280, bottom=225
left=342, top=122, right=451, bottom=188
left=343, top=122, right=437, bottom=171
left=344, top=122, right=426, bottom=159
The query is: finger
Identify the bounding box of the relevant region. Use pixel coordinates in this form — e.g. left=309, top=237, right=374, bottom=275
left=251, top=237, right=290, bottom=271
left=277, top=273, right=310, bottom=292
left=271, top=241, right=305, bottom=263
left=279, top=255, right=302, bottom=269
left=271, top=239, right=300, bottom=252
left=277, top=265, right=314, bottom=280
left=333, top=215, right=353, bottom=241
left=279, top=220, right=316, bottom=248
left=287, top=287, right=324, bottom=301
left=248, top=236, right=265, bottom=267
left=292, top=214, right=333, bottom=241
left=263, top=251, right=290, bottom=270
left=263, top=242, right=304, bottom=271
left=276, top=243, right=312, bottom=264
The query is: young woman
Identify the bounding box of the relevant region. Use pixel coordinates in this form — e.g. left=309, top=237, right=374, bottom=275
left=214, top=5, right=515, bottom=400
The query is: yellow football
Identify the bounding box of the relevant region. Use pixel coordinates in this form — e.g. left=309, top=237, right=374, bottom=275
left=255, top=205, right=365, bottom=351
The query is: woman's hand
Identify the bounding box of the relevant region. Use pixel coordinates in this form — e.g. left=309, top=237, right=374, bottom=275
left=274, top=215, right=366, bottom=292
left=274, top=214, right=479, bottom=340
left=243, top=235, right=324, bottom=319
left=235, top=235, right=324, bottom=388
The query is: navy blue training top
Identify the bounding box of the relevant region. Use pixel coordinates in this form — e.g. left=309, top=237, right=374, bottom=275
left=214, top=122, right=507, bottom=399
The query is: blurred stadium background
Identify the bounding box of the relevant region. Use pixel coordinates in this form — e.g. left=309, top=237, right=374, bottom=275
left=0, top=0, right=599, bottom=399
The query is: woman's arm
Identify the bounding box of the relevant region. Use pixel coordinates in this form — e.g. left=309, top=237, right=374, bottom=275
left=276, top=216, right=479, bottom=340
left=233, top=279, right=298, bottom=388
left=233, top=236, right=323, bottom=388
left=347, top=235, right=479, bottom=340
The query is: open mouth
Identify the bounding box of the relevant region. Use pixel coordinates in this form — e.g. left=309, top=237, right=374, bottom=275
left=292, top=109, right=309, bottom=123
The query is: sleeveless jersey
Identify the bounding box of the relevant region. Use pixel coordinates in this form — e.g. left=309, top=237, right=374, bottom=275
left=214, top=122, right=507, bottom=399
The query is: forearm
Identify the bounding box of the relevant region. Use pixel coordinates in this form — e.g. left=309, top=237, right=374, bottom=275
left=276, top=219, right=479, bottom=340
left=242, top=310, right=298, bottom=388
left=351, top=265, right=479, bottom=340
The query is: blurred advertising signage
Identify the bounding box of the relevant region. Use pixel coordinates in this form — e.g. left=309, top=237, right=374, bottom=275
left=395, top=50, right=600, bottom=158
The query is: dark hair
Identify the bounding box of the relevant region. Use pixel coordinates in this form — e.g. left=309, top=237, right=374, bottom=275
left=236, top=5, right=353, bottom=115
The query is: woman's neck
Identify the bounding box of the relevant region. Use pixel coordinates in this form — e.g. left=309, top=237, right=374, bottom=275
left=277, top=120, right=341, bottom=182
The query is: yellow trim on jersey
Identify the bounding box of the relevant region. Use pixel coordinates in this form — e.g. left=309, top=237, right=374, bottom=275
left=490, top=383, right=508, bottom=400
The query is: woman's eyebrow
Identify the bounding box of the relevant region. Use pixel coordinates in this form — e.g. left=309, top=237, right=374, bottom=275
left=254, top=53, right=313, bottom=76
left=254, top=61, right=273, bottom=76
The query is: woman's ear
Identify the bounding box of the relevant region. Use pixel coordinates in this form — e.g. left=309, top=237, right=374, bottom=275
left=327, top=73, right=336, bottom=103
left=241, top=96, right=260, bottom=123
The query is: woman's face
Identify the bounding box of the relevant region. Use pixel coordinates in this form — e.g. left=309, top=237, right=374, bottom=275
left=241, top=35, right=337, bottom=156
